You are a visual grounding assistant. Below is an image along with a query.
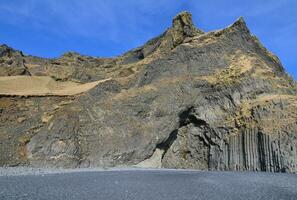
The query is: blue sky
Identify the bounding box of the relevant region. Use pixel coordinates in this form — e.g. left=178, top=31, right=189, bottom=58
left=0, top=0, right=296, bottom=79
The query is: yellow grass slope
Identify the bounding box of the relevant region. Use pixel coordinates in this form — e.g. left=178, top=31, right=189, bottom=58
left=0, top=76, right=111, bottom=96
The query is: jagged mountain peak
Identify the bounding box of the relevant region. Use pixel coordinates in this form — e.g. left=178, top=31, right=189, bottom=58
left=0, top=44, right=23, bottom=57
left=228, top=16, right=250, bottom=34
left=172, top=11, right=192, bottom=23
left=166, top=11, right=203, bottom=47
left=117, top=11, right=205, bottom=65
left=0, top=12, right=296, bottom=173
left=171, top=11, right=203, bottom=36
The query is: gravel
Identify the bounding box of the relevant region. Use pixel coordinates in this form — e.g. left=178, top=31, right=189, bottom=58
left=0, top=168, right=297, bottom=200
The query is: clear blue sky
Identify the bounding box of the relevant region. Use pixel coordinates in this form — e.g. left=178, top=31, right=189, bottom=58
left=0, top=0, right=296, bottom=79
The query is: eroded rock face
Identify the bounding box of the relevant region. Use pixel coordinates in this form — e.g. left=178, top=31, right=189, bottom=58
left=0, top=45, right=29, bottom=76
left=0, top=11, right=296, bottom=172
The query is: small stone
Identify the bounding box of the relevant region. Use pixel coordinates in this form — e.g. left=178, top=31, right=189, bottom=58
left=17, top=117, right=26, bottom=123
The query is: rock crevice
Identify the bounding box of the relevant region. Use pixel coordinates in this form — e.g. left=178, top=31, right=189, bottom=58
left=0, top=11, right=296, bottom=173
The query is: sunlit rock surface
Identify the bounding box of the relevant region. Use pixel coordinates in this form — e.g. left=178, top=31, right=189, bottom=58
left=0, top=12, right=296, bottom=173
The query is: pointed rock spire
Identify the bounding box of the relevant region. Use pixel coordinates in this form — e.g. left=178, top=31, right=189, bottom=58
left=172, top=11, right=202, bottom=37
left=158, top=11, right=203, bottom=50
left=229, top=16, right=250, bottom=34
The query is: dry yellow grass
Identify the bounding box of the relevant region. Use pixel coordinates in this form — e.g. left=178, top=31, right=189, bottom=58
left=0, top=76, right=111, bottom=96
left=201, top=53, right=255, bottom=85
left=225, top=94, right=297, bottom=136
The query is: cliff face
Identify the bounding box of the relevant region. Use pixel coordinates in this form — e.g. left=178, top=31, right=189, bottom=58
left=0, top=12, right=296, bottom=172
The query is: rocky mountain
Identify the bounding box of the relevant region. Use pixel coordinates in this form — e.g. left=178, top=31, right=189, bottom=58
left=0, top=12, right=296, bottom=173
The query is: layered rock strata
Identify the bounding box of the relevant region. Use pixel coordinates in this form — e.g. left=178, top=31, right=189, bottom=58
left=0, top=12, right=296, bottom=173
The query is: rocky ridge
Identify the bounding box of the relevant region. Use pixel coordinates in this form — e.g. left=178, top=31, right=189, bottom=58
left=0, top=12, right=296, bottom=173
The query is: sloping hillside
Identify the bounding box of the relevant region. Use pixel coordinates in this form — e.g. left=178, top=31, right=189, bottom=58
left=0, top=76, right=111, bottom=96
left=0, top=12, right=296, bottom=173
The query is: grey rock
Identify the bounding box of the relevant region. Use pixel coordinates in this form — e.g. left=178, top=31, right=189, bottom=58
left=0, top=11, right=296, bottom=173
